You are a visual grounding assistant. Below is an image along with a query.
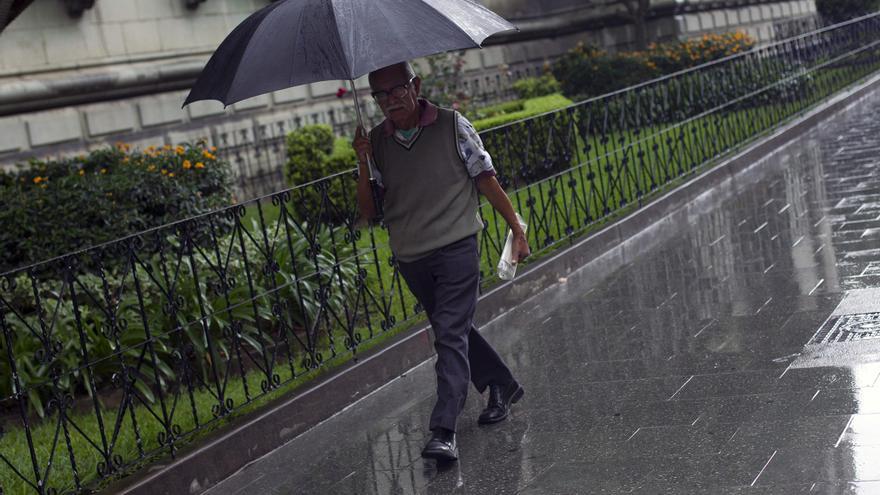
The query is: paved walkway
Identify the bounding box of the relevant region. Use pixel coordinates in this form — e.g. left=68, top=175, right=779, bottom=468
left=205, top=90, right=880, bottom=495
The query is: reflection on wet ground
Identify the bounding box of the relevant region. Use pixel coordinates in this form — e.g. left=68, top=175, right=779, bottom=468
left=206, top=92, right=880, bottom=494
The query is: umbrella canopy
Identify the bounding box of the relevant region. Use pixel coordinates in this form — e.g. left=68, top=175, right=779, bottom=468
left=1, top=0, right=37, bottom=33
left=183, top=0, right=515, bottom=107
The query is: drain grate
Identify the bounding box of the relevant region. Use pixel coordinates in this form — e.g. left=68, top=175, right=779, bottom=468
left=812, top=312, right=880, bottom=344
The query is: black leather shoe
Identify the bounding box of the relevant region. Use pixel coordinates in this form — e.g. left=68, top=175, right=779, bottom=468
left=421, top=428, right=458, bottom=461
left=478, top=380, right=524, bottom=425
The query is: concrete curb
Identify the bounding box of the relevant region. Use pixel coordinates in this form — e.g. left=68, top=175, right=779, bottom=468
left=106, top=72, right=880, bottom=495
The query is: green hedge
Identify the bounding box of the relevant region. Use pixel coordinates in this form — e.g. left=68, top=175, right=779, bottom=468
left=553, top=33, right=757, bottom=101
left=284, top=125, right=358, bottom=225
left=471, top=94, right=574, bottom=131
left=817, top=0, right=880, bottom=22
left=512, top=74, right=562, bottom=99
left=468, top=99, right=527, bottom=122
left=0, top=143, right=234, bottom=273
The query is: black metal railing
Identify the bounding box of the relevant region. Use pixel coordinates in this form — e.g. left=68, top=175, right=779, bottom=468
left=2, top=13, right=880, bottom=494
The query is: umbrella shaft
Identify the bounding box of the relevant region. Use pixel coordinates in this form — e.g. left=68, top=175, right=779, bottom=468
left=349, top=79, right=374, bottom=180
left=350, top=79, right=384, bottom=221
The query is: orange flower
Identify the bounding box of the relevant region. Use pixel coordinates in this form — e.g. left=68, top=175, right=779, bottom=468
left=33, top=176, right=44, bottom=184
left=210, top=146, right=217, bottom=152
left=78, top=169, right=85, bottom=176
left=168, top=172, right=175, bottom=178
left=183, top=160, right=192, bottom=169
left=202, top=151, right=215, bottom=160
left=175, top=145, right=185, bottom=155
left=195, top=162, right=205, bottom=169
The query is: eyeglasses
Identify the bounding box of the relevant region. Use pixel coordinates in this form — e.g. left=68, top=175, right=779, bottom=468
left=371, top=77, right=415, bottom=102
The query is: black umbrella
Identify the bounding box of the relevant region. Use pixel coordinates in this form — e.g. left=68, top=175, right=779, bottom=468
left=1, top=0, right=37, bottom=33
left=184, top=0, right=516, bottom=215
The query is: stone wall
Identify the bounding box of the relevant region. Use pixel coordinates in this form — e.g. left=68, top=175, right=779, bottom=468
left=675, top=0, right=817, bottom=41
left=0, top=0, right=817, bottom=171
left=0, top=0, right=591, bottom=75
left=0, top=0, right=258, bottom=74
left=0, top=0, right=819, bottom=78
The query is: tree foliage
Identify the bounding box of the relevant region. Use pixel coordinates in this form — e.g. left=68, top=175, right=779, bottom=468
left=816, top=0, right=880, bottom=23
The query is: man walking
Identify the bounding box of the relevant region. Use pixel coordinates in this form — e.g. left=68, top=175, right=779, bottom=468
left=353, top=62, right=530, bottom=462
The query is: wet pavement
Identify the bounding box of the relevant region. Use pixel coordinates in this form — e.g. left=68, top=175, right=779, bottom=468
left=204, top=90, right=880, bottom=495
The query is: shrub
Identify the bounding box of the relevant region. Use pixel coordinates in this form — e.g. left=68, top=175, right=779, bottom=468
left=480, top=107, right=581, bottom=187
left=817, top=0, right=880, bottom=22
left=472, top=94, right=574, bottom=131
left=475, top=95, right=577, bottom=186
left=552, top=33, right=756, bottom=101
left=467, top=99, right=525, bottom=122
left=643, top=32, right=756, bottom=74
left=512, top=74, right=562, bottom=99
left=552, top=43, right=658, bottom=101
left=0, top=142, right=234, bottom=273
left=284, top=125, right=357, bottom=225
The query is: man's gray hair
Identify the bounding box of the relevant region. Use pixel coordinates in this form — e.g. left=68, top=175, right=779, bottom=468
left=368, top=62, right=417, bottom=87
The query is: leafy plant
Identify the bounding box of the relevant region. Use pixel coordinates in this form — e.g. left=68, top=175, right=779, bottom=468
left=817, top=0, right=880, bottom=22
left=552, top=33, right=756, bottom=101
left=0, top=215, right=359, bottom=418
left=552, top=43, right=658, bottom=101
left=0, top=142, right=234, bottom=273
left=642, top=32, right=756, bottom=74
left=467, top=99, right=525, bottom=122
left=0, top=271, right=177, bottom=418
left=512, top=74, right=562, bottom=99
left=471, top=94, right=573, bottom=131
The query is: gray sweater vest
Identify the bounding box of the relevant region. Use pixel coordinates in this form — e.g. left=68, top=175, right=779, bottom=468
left=370, top=108, right=483, bottom=262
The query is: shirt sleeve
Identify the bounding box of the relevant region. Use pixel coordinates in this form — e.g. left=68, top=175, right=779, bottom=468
left=455, top=112, right=496, bottom=179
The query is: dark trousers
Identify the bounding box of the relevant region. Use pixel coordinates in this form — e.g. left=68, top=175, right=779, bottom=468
left=397, top=235, right=515, bottom=433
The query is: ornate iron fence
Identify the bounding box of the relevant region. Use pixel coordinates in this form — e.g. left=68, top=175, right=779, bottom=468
left=2, top=13, right=880, bottom=494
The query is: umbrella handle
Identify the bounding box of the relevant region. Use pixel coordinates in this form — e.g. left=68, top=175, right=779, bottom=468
left=368, top=176, right=384, bottom=222
left=350, top=79, right=384, bottom=222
